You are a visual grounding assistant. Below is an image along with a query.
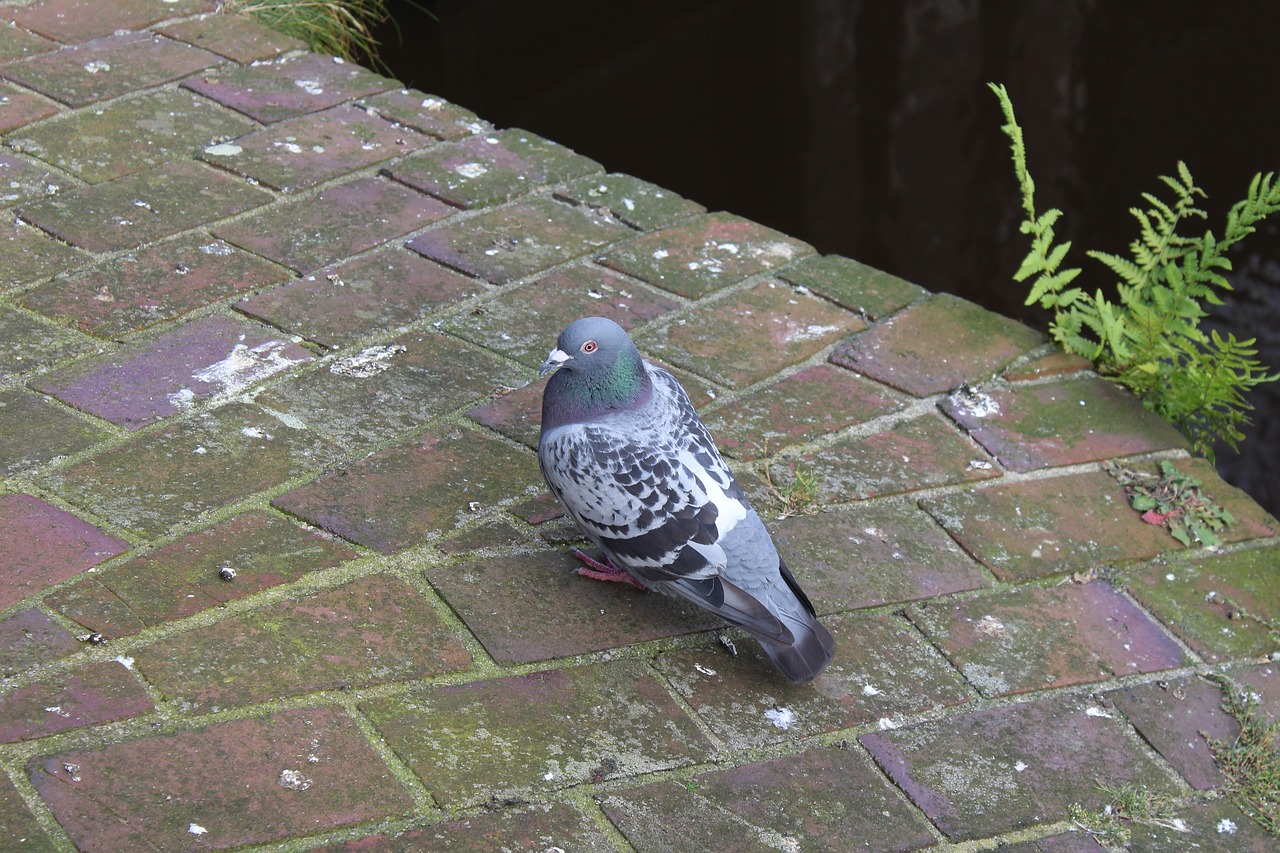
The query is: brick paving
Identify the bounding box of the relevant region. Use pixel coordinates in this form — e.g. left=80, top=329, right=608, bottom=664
left=0, top=3, right=1278, bottom=851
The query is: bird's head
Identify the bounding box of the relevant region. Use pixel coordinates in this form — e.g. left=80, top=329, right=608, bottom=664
left=539, top=316, right=636, bottom=378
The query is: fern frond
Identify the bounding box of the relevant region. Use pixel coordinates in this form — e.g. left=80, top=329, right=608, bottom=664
left=991, top=84, right=1279, bottom=459
left=1087, top=250, right=1144, bottom=287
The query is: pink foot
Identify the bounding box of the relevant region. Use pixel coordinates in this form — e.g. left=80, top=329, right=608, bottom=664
left=570, top=547, right=646, bottom=590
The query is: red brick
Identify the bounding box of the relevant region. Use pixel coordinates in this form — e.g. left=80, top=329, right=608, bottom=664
left=136, top=574, right=471, bottom=710
left=832, top=293, right=1044, bottom=396
left=30, top=707, right=414, bottom=851
left=361, top=662, right=711, bottom=806
left=45, top=510, right=358, bottom=638
left=907, top=580, right=1188, bottom=697
left=861, top=694, right=1179, bottom=841
left=0, top=661, right=152, bottom=742
left=0, top=493, right=128, bottom=609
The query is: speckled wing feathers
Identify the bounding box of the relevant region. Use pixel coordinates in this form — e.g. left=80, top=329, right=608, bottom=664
left=539, top=368, right=741, bottom=581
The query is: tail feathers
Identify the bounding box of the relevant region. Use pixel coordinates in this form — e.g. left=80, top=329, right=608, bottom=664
left=760, top=610, right=835, bottom=683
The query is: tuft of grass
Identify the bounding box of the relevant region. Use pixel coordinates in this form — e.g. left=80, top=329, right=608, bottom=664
left=1206, top=676, right=1280, bottom=836
left=1105, top=459, right=1234, bottom=547
left=223, top=0, right=403, bottom=68
left=765, top=460, right=820, bottom=518
left=1068, top=782, right=1182, bottom=846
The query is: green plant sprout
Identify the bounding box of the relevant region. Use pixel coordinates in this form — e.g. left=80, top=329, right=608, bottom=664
left=990, top=83, right=1280, bottom=460
left=1106, top=460, right=1234, bottom=547
left=1068, top=781, right=1182, bottom=846
left=1206, top=675, right=1280, bottom=836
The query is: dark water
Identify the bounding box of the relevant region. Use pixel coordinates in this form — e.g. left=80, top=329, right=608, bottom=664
left=375, top=0, right=1280, bottom=514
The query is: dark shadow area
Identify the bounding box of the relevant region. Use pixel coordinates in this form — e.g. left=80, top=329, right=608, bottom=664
left=374, top=0, right=1280, bottom=513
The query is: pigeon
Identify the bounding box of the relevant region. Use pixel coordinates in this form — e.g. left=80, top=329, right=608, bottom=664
left=538, top=316, right=835, bottom=683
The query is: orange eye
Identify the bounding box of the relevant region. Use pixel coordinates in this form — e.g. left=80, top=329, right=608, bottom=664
left=580, top=340, right=598, bottom=354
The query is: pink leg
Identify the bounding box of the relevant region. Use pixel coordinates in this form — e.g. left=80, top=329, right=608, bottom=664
left=569, top=547, right=646, bottom=590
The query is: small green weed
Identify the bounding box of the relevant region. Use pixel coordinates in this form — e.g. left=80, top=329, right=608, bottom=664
left=1207, top=676, right=1280, bottom=836
left=1068, top=782, right=1182, bottom=846
left=764, top=459, right=820, bottom=518
left=1106, top=459, right=1234, bottom=546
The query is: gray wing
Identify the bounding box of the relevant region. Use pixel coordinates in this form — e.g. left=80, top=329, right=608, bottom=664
left=539, top=418, right=737, bottom=581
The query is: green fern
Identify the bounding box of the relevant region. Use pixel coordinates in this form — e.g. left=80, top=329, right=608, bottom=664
left=989, top=83, right=1279, bottom=460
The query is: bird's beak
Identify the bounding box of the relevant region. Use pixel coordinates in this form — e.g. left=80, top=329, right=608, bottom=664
left=539, top=348, right=572, bottom=377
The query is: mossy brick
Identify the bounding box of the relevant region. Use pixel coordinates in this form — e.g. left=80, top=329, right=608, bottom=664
left=361, top=661, right=712, bottom=807
left=32, top=314, right=314, bottom=430
left=214, top=176, right=453, bottom=273
left=136, top=574, right=471, bottom=711
left=780, top=253, right=928, bottom=320
left=438, top=264, right=680, bottom=369
left=0, top=152, right=62, bottom=208
left=921, top=471, right=1177, bottom=582
left=182, top=51, right=395, bottom=124
left=45, top=402, right=341, bottom=538
left=1003, top=348, right=1093, bottom=381
left=508, top=489, right=565, bottom=526
left=156, top=11, right=307, bottom=63
left=598, top=212, right=814, bottom=299
left=9, top=88, right=257, bottom=184
left=434, top=515, right=529, bottom=555
left=356, top=88, right=485, bottom=141
left=603, top=746, right=937, bottom=853
left=235, top=247, right=483, bottom=349
left=0, top=660, right=153, bottom=742
left=1236, top=663, right=1280, bottom=724
left=0, top=387, right=107, bottom=474
left=832, top=293, right=1045, bottom=396
left=0, top=217, right=88, bottom=293
left=28, top=706, right=414, bottom=852
left=406, top=196, right=631, bottom=284
left=998, top=833, right=1106, bottom=853
left=1107, top=675, right=1238, bottom=790
left=256, top=331, right=526, bottom=452
left=655, top=612, right=971, bottom=749
left=19, top=235, right=293, bottom=338
left=1124, top=545, right=1280, bottom=664
left=1127, top=798, right=1277, bottom=851
left=273, top=423, right=542, bottom=553
left=0, top=609, right=81, bottom=676
left=636, top=279, right=866, bottom=388
left=940, top=375, right=1188, bottom=472
left=0, top=773, right=56, bottom=853
left=906, top=580, right=1187, bottom=698
left=317, top=801, right=616, bottom=853
left=17, top=160, right=273, bottom=252
left=0, top=33, right=219, bottom=107
left=384, top=127, right=602, bottom=209
left=44, top=510, right=358, bottom=639
left=0, top=19, right=56, bottom=61
left=771, top=413, right=999, bottom=504
left=0, top=493, right=128, bottom=609
left=424, top=549, right=720, bottom=664
left=201, top=104, right=434, bottom=194
left=0, top=82, right=60, bottom=132
left=556, top=172, right=707, bottom=231
left=859, top=693, right=1180, bottom=841
left=466, top=374, right=547, bottom=449
left=702, top=363, right=908, bottom=460
left=771, top=500, right=990, bottom=612
left=2, top=0, right=214, bottom=43
left=607, top=782, right=779, bottom=853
